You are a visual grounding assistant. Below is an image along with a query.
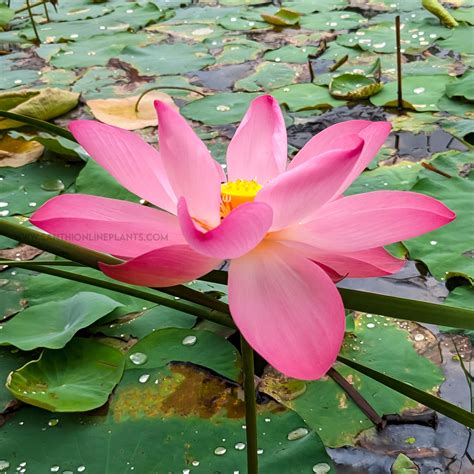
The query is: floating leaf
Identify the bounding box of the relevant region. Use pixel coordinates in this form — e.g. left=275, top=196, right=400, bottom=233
left=300, top=11, right=365, bottom=31
left=437, top=25, right=474, bottom=54
left=329, top=74, right=383, bottom=99
left=181, top=92, right=259, bottom=125
left=445, top=69, right=474, bottom=102
left=234, top=62, right=297, bottom=91
left=0, top=134, right=44, bottom=168
left=260, top=314, right=444, bottom=447
left=391, top=453, right=420, bottom=473
left=86, top=92, right=177, bottom=130
left=0, top=292, right=122, bottom=350
left=126, top=328, right=241, bottom=381
left=118, top=43, right=215, bottom=75
left=404, top=151, right=474, bottom=281
left=264, top=44, right=319, bottom=63
left=370, top=75, right=453, bottom=111
left=261, top=8, right=302, bottom=26
left=272, top=83, right=341, bottom=111
left=0, top=160, right=80, bottom=215
left=0, top=3, right=14, bottom=27
left=0, top=88, right=79, bottom=129
left=0, top=363, right=334, bottom=472
left=7, top=338, right=124, bottom=412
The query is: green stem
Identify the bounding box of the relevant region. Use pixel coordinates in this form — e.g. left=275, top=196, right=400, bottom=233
left=25, top=0, right=41, bottom=43
left=43, top=1, right=49, bottom=21
left=240, top=335, right=259, bottom=474
left=3, top=261, right=235, bottom=328
left=0, top=259, right=82, bottom=267
left=15, top=0, right=47, bottom=13
left=0, top=220, right=231, bottom=315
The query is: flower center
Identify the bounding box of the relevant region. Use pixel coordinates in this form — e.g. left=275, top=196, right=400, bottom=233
left=220, top=179, right=262, bottom=218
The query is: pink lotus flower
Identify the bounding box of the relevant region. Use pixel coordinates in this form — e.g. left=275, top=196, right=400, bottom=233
left=31, top=95, right=454, bottom=380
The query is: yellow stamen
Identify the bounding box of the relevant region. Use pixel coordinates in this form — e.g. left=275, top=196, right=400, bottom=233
left=220, top=179, right=262, bottom=217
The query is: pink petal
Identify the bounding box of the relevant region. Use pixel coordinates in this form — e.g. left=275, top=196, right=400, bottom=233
left=155, top=101, right=222, bottom=227
left=228, top=242, right=345, bottom=380
left=226, top=95, right=287, bottom=184
left=178, top=198, right=272, bottom=259
left=256, top=135, right=364, bottom=230
left=289, top=243, right=406, bottom=278
left=280, top=191, right=455, bottom=252
left=30, top=194, right=185, bottom=259
left=289, top=120, right=392, bottom=192
left=100, top=245, right=221, bottom=287
left=69, top=120, right=176, bottom=213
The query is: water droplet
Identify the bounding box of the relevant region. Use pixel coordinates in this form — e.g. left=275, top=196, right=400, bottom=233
left=214, top=447, right=226, bottom=455
left=230, top=17, right=237, bottom=22
left=41, top=179, right=65, bottom=192
left=283, top=87, right=290, bottom=92
left=191, top=461, right=200, bottom=467
left=366, top=323, right=375, bottom=329
left=216, top=105, right=230, bottom=112
left=413, top=87, right=425, bottom=94
left=139, top=374, right=150, bottom=384
left=274, top=57, right=281, bottom=62
left=48, top=418, right=59, bottom=427
left=77, top=467, right=86, bottom=473
left=0, top=210, right=8, bottom=217
left=182, top=335, right=197, bottom=346
left=257, top=449, right=264, bottom=455
left=182, top=470, right=190, bottom=474
left=50, top=467, right=60, bottom=473
left=430, top=240, right=437, bottom=245
left=373, top=42, right=386, bottom=49
left=0, top=461, right=9, bottom=472
left=129, top=352, right=148, bottom=365
left=234, top=442, right=246, bottom=450
left=70, top=34, right=79, bottom=39
left=63, top=471, right=74, bottom=474
left=414, top=333, right=425, bottom=342
left=126, top=9, right=134, bottom=13
left=29, top=202, right=37, bottom=207
left=287, top=427, right=309, bottom=440
left=313, top=462, right=331, bottom=473
left=264, top=417, right=271, bottom=423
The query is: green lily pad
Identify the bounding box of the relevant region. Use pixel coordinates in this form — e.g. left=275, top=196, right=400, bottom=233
left=24, top=266, right=154, bottom=315
left=452, top=7, right=474, bottom=25
left=0, top=292, right=122, bottom=350
left=260, top=313, right=444, bottom=447
left=438, top=95, right=474, bottom=118
left=329, top=73, right=383, bottom=99
left=338, top=20, right=452, bottom=54
left=147, top=22, right=225, bottom=41
left=7, top=338, right=124, bottom=412
left=0, top=69, right=40, bottom=91
left=118, top=43, right=215, bottom=75
left=219, top=12, right=269, bottom=31
left=282, top=0, right=348, bottom=14
left=214, top=39, right=264, bottom=64
left=234, top=62, right=297, bottom=91
left=49, top=32, right=151, bottom=69
left=300, top=11, right=366, bottom=31
left=181, top=92, right=259, bottom=125
left=272, top=83, right=341, bottom=111
left=0, top=88, right=79, bottom=129
left=442, top=118, right=474, bottom=145
left=441, top=286, right=474, bottom=341
left=404, top=151, right=474, bottom=281
left=391, top=453, right=420, bottom=473
left=438, top=26, right=474, bottom=54
left=264, top=44, right=319, bottom=63
left=0, top=160, right=80, bottom=216
left=370, top=75, right=453, bottom=111
left=445, top=69, right=474, bottom=101
left=0, top=363, right=334, bottom=472
left=93, top=305, right=197, bottom=340
left=126, top=328, right=241, bottom=381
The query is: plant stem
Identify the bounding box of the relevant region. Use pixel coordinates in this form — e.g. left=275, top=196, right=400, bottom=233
left=43, top=1, right=49, bottom=21
left=240, top=335, right=259, bottom=474
left=26, top=0, right=41, bottom=43
left=395, top=15, right=403, bottom=112
left=2, top=260, right=236, bottom=328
